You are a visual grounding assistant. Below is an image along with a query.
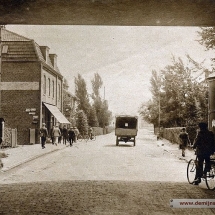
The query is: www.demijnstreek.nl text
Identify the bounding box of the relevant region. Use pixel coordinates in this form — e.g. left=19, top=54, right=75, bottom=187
left=170, top=199, right=215, bottom=208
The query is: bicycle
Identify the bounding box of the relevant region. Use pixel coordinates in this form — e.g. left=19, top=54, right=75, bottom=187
left=89, top=133, right=96, bottom=141
left=77, top=134, right=90, bottom=142
left=187, top=155, right=215, bottom=190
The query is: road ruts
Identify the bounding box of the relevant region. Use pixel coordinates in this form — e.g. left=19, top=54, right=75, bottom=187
left=0, top=180, right=215, bottom=215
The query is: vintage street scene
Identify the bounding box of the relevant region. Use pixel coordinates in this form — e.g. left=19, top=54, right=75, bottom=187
left=1, top=25, right=215, bottom=214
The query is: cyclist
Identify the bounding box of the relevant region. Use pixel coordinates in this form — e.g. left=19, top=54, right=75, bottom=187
left=89, top=127, right=93, bottom=140
left=192, top=122, right=215, bottom=185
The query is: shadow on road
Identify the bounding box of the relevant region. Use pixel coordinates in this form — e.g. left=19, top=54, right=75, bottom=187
left=0, top=180, right=214, bottom=215
left=104, top=144, right=134, bottom=147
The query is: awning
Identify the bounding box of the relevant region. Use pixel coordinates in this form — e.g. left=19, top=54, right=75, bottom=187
left=43, top=103, right=70, bottom=124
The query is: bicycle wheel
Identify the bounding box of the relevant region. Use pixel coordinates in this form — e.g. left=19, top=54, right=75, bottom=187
left=91, top=135, right=96, bottom=141
left=78, top=134, right=83, bottom=142
left=206, top=166, right=215, bottom=190
left=84, top=134, right=89, bottom=142
left=187, top=159, right=196, bottom=184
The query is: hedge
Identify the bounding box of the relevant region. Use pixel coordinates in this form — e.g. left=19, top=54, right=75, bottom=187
left=162, top=126, right=197, bottom=145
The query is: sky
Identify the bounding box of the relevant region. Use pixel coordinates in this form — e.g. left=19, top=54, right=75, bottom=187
left=6, top=25, right=215, bottom=116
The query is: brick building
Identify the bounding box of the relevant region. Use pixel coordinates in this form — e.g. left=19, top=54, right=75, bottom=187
left=0, top=27, right=70, bottom=145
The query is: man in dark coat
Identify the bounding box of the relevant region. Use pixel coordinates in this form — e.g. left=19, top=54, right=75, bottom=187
left=39, top=123, right=48, bottom=149
left=68, top=127, right=75, bottom=147
left=62, top=125, right=68, bottom=145
left=193, top=122, right=215, bottom=185
left=179, top=128, right=190, bottom=157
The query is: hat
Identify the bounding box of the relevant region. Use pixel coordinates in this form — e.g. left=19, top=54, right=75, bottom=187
left=42, top=123, right=46, bottom=126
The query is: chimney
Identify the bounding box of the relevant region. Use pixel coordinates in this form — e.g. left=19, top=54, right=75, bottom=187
left=40, top=46, right=50, bottom=63
left=49, top=54, right=58, bottom=70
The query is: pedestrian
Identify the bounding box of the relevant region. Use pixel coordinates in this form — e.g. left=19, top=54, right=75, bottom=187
left=52, top=124, right=61, bottom=146
left=74, top=126, right=79, bottom=142
left=58, top=125, right=63, bottom=144
left=68, top=127, right=75, bottom=146
left=39, top=123, right=48, bottom=149
left=192, top=122, right=215, bottom=185
left=62, top=125, right=68, bottom=145
left=179, top=128, right=191, bottom=157
left=50, top=125, right=55, bottom=145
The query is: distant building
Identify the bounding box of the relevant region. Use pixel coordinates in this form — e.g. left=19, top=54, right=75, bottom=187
left=0, top=27, right=70, bottom=145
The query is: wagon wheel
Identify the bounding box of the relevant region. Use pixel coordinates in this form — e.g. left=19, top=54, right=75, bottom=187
left=116, top=136, right=119, bottom=146
left=133, top=137, right=136, bottom=147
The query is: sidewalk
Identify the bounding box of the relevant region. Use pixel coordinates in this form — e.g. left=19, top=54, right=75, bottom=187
left=0, top=143, right=67, bottom=172
left=157, top=137, right=196, bottom=163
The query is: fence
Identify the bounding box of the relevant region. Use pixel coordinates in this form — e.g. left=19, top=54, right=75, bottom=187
left=1, top=128, right=17, bottom=148
left=162, top=126, right=197, bottom=145
left=92, top=126, right=114, bottom=136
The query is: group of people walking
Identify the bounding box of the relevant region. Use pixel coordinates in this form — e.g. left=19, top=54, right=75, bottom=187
left=179, top=122, right=215, bottom=185
left=39, top=124, right=80, bottom=149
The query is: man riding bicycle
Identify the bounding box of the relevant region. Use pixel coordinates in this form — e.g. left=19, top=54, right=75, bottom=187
left=192, top=122, right=215, bottom=185
left=89, top=127, right=93, bottom=140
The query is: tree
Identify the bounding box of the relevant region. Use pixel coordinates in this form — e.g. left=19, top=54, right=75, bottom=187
left=198, top=27, right=215, bottom=50
left=75, top=74, right=91, bottom=119
left=76, top=110, right=88, bottom=135
left=100, top=100, right=112, bottom=127
left=91, top=73, right=112, bottom=127
left=139, top=56, right=208, bottom=128
left=88, top=106, right=99, bottom=127
left=91, top=73, right=103, bottom=99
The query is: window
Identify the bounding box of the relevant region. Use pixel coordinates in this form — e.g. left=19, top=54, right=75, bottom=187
left=48, top=78, right=50, bottom=96
left=58, top=83, right=61, bottom=100
left=43, top=75, right=46, bottom=94
left=52, top=80, right=54, bottom=98
left=2, top=45, right=8, bottom=54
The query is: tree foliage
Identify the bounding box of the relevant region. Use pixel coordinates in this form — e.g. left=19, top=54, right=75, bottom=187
left=91, top=73, right=112, bottom=127
left=139, top=56, right=208, bottom=128
left=75, top=74, right=91, bottom=119
left=91, top=73, right=103, bottom=99
left=76, top=110, right=88, bottom=135
left=88, top=106, right=99, bottom=127
left=198, top=27, right=215, bottom=50
left=74, top=73, right=112, bottom=129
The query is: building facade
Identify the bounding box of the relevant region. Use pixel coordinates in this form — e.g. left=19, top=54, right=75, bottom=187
left=0, top=27, right=70, bottom=145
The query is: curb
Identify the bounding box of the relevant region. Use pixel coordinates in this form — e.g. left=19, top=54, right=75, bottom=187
left=165, top=148, right=192, bottom=163
left=157, top=140, right=193, bottom=163
left=1, top=146, right=67, bottom=172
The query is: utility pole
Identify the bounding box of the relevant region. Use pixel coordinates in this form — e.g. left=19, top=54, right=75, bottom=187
left=158, top=89, right=160, bottom=133
left=0, top=26, right=2, bottom=117
left=158, top=72, right=161, bottom=139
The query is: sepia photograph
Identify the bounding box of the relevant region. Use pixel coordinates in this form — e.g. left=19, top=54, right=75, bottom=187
left=1, top=1, right=215, bottom=214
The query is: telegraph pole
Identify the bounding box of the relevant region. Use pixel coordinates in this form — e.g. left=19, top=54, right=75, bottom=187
left=0, top=26, right=2, bottom=117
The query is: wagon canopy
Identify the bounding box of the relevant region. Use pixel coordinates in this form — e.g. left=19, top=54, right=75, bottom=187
left=115, top=115, right=138, bottom=129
